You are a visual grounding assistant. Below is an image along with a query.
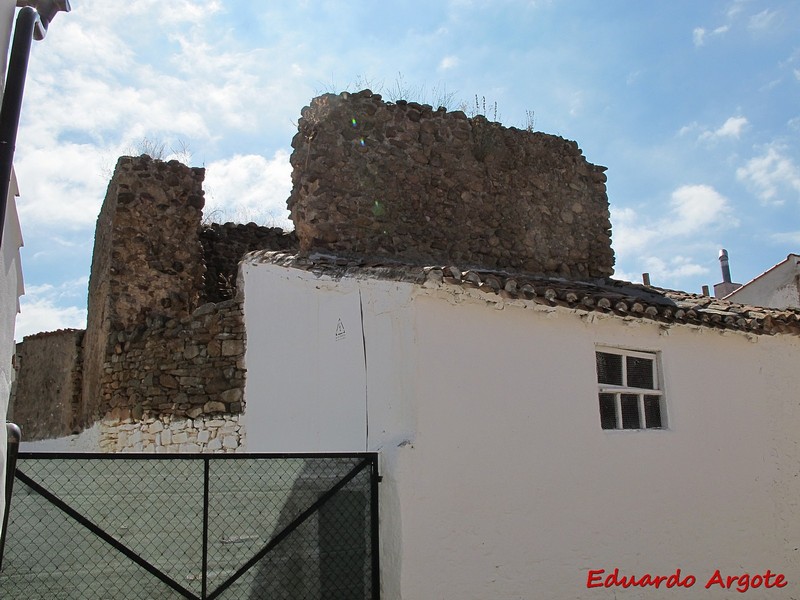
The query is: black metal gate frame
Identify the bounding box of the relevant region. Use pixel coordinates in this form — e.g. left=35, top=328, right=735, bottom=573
left=5, top=452, right=381, bottom=600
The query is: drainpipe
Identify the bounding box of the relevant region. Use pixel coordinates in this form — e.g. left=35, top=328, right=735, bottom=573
left=0, top=0, right=70, bottom=249
left=0, top=422, right=21, bottom=570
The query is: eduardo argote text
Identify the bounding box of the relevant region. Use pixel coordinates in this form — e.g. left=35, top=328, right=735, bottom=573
left=587, top=568, right=787, bottom=593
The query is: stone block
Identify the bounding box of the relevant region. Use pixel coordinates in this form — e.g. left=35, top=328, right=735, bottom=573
left=221, top=339, right=244, bottom=356
left=220, top=388, right=243, bottom=404
left=203, top=401, right=226, bottom=414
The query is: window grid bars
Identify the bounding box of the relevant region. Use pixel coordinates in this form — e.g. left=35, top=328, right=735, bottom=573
left=601, top=391, right=664, bottom=429
left=596, top=347, right=664, bottom=431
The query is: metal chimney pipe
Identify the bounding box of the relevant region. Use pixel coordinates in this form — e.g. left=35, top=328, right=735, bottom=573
left=719, top=249, right=732, bottom=284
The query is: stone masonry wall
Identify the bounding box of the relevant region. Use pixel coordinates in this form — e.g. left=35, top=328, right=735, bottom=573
left=10, top=157, right=282, bottom=447
left=101, top=299, right=245, bottom=423
left=89, top=156, right=206, bottom=330
left=200, top=223, right=297, bottom=303
left=9, top=329, right=83, bottom=440
left=289, top=90, right=614, bottom=278
left=11, top=91, right=619, bottom=447
left=81, top=156, right=207, bottom=429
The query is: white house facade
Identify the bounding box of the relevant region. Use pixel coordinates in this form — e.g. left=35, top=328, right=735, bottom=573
left=724, top=253, right=800, bottom=310
left=241, top=253, right=800, bottom=599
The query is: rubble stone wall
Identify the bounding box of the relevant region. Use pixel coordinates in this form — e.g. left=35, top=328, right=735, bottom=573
left=11, top=90, right=621, bottom=448
left=200, top=223, right=297, bottom=303
left=289, top=90, right=614, bottom=278
left=9, top=329, right=83, bottom=440
left=81, top=156, right=207, bottom=429
left=12, top=156, right=256, bottom=447
left=101, top=299, right=246, bottom=424
left=88, top=156, right=206, bottom=330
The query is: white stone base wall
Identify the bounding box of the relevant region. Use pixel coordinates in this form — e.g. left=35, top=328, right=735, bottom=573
left=18, top=416, right=246, bottom=454
left=100, top=414, right=245, bottom=453
left=19, top=422, right=103, bottom=452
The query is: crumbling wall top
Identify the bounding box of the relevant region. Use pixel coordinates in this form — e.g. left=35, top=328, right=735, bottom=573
left=288, top=90, right=614, bottom=278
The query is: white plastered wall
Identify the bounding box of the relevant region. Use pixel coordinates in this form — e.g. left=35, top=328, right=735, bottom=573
left=725, top=254, right=800, bottom=309
left=0, top=178, right=23, bottom=533
left=0, top=0, right=23, bottom=533
left=242, top=262, right=800, bottom=599
left=397, top=292, right=800, bottom=599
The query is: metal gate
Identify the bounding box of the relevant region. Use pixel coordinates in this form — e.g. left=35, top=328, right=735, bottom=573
left=0, top=452, right=380, bottom=599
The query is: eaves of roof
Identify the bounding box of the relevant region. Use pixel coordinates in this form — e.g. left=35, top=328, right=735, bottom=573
left=245, top=251, right=800, bottom=337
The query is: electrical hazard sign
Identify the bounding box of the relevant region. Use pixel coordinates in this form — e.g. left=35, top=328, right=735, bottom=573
left=335, top=318, right=346, bottom=341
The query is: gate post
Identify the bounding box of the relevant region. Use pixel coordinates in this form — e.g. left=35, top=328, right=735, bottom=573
left=0, top=422, right=21, bottom=570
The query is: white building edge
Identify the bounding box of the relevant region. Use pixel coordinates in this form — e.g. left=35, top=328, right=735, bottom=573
left=723, top=253, right=800, bottom=310
left=0, top=173, right=22, bottom=539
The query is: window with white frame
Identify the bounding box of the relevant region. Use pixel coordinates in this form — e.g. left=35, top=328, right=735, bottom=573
left=595, top=348, right=665, bottom=430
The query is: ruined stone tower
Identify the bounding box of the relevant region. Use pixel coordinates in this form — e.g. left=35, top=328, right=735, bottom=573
left=80, top=156, right=206, bottom=428
left=289, top=90, right=614, bottom=278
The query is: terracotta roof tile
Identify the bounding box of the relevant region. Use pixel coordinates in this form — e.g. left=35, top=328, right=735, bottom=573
left=246, top=251, right=800, bottom=337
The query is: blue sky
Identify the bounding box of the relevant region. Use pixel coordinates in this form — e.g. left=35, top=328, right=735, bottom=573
left=10, top=0, right=800, bottom=338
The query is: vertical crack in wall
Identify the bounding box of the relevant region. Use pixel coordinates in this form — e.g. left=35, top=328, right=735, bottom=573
left=359, top=288, right=369, bottom=451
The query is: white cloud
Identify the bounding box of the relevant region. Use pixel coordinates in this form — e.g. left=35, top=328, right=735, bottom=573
left=14, top=143, right=109, bottom=228
left=712, top=116, right=748, bottom=139
left=610, top=185, right=736, bottom=289
left=438, top=55, right=460, bottom=71
left=685, top=116, right=748, bottom=142
left=13, top=0, right=313, bottom=239
left=15, top=278, right=89, bottom=340
left=612, top=186, right=735, bottom=256
left=748, top=9, right=778, bottom=32
left=666, top=184, right=737, bottom=234
left=677, top=122, right=699, bottom=137
left=693, top=27, right=706, bottom=47
left=692, top=25, right=728, bottom=47
left=15, top=301, right=86, bottom=340
left=736, top=146, right=800, bottom=204
left=770, top=231, right=800, bottom=245
left=625, top=70, right=643, bottom=86
left=611, top=246, right=710, bottom=287
left=642, top=256, right=709, bottom=281
left=726, top=0, right=751, bottom=20
left=608, top=205, right=657, bottom=256
left=203, top=151, right=293, bottom=228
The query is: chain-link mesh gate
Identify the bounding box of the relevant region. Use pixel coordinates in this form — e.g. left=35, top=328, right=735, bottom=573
left=0, top=453, right=380, bottom=599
